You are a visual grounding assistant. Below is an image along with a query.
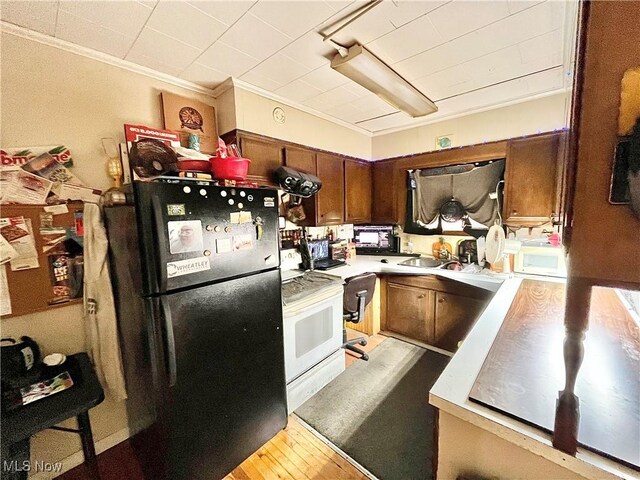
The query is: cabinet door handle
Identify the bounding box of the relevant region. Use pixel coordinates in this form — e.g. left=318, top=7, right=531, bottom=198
left=418, top=294, right=426, bottom=298
left=438, top=298, right=445, bottom=303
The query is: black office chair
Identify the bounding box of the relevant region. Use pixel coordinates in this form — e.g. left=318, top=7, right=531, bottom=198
left=342, top=272, right=376, bottom=362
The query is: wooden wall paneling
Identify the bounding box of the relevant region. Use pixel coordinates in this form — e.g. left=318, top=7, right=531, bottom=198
left=1, top=203, right=84, bottom=318
left=316, top=153, right=345, bottom=225
left=344, top=159, right=372, bottom=224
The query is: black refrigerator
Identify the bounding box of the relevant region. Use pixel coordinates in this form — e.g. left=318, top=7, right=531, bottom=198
left=105, top=180, right=287, bottom=480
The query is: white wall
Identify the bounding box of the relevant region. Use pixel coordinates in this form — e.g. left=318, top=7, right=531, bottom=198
left=0, top=31, right=217, bottom=473
left=227, top=86, right=372, bottom=159
left=1, top=32, right=215, bottom=192
left=372, top=93, right=570, bottom=159
left=437, top=411, right=588, bottom=480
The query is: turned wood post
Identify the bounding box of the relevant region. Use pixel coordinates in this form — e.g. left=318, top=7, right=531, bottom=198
left=553, top=277, right=592, bottom=454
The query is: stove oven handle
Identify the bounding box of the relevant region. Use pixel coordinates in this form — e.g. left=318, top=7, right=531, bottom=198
left=160, top=296, right=177, bottom=387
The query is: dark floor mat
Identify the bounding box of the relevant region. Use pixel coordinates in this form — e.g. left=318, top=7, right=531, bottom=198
left=295, top=338, right=450, bottom=480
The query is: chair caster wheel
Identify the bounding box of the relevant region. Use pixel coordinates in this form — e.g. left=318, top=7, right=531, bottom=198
left=362, top=353, right=369, bottom=361
left=359, top=340, right=367, bottom=347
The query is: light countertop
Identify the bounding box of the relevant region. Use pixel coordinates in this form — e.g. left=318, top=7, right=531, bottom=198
left=289, top=255, right=506, bottom=292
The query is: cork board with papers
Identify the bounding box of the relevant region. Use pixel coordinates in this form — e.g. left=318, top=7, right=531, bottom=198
left=0, top=202, right=85, bottom=318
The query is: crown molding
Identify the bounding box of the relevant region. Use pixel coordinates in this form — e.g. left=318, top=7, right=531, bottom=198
left=0, top=21, right=217, bottom=98
left=223, top=78, right=374, bottom=137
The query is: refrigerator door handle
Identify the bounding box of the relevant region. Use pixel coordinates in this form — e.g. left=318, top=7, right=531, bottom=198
left=160, top=296, right=177, bottom=387
left=151, top=195, right=168, bottom=293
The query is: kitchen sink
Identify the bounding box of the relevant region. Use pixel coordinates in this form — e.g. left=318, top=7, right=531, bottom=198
left=398, top=257, right=443, bottom=268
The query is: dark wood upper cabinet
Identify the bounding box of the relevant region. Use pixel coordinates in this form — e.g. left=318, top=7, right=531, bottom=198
left=371, top=160, right=399, bottom=224
left=504, top=133, right=562, bottom=225
left=316, top=153, right=345, bottom=225
left=235, top=132, right=283, bottom=186
left=284, top=145, right=316, bottom=174
left=344, top=159, right=372, bottom=224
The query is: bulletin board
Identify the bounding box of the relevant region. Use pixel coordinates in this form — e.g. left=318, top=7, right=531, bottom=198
left=1, top=202, right=85, bottom=318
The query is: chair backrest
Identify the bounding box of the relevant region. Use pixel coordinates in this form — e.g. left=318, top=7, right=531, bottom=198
left=343, top=272, right=376, bottom=318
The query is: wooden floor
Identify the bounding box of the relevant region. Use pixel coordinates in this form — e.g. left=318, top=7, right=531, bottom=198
left=223, top=416, right=368, bottom=480
left=345, top=329, right=387, bottom=368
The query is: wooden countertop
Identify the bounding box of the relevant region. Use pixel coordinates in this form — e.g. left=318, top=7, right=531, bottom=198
left=469, top=280, right=640, bottom=470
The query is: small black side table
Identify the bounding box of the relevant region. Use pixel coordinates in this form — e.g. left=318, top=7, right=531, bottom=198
left=1, top=353, right=105, bottom=479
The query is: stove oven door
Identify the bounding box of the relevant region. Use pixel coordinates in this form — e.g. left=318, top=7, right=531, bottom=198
left=282, top=288, right=343, bottom=383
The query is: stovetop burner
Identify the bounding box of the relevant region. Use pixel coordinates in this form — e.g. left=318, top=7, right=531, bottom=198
left=281, top=271, right=343, bottom=305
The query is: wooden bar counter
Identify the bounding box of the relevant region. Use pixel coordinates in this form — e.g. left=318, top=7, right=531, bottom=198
left=429, top=278, right=639, bottom=480
left=469, top=280, right=639, bottom=470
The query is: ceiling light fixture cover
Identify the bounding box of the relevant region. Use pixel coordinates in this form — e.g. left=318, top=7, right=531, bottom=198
left=331, top=44, right=438, bottom=118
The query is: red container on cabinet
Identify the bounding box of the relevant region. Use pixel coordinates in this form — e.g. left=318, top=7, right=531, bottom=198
left=209, top=156, right=251, bottom=181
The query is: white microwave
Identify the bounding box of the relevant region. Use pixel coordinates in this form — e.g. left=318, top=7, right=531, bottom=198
left=514, top=245, right=567, bottom=277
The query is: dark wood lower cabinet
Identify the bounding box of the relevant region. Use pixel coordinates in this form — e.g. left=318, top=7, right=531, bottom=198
left=386, top=282, right=434, bottom=343
left=434, top=292, right=486, bottom=351
left=385, top=276, right=490, bottom=351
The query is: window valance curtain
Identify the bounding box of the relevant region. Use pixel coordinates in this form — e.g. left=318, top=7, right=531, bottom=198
left=414, top=159, right=504, bottom=227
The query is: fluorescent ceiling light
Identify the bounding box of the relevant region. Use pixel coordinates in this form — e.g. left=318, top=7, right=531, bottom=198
left=331, top=44, right=438, bottom=118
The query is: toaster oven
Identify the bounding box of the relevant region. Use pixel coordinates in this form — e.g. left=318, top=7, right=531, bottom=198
left=514, top=245, right=567, bottom=277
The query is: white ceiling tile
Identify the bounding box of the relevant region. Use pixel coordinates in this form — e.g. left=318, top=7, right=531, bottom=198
left=299, top=64, right=350, bottom=92
left=180, top=62, right=229, bottom=88
left=55, top=9, right=136, bottom=58
left=324, top=1, right=367, bottom=13
left=58, top=1, right=153, bottom=37
left=137, top=1, right=158, bottom=8
left=384, top=0, right=449, bottom=28
left=218, top=12, right=291, bottom=61
left=356, top=111, right=414, bottom=132
left=249, top=53, right=311, bottom=86
left=125, top=50, right=183, bottom=76
left=518, top=29, right=563, bottom=64
left=303, top=85, right=358, bottom=111
left=323, top=103, right=367, bottom=124
left=280, top=31, right=333, bottom=70
left=525, top=66, right=564, bottom=93
left=463, top=46, right=522, bottom=80
left=187, top=0, right=255, bottom=26
left=413, top=65, right=470, bottom=100
left=274, top=79, right=323, bottom=103
left=329, top=4, right=396, bottom=46
left=240, top=70, right=284, bottom=91
left=428, top=0, right=511, bottom=42
left=476, top=1, right=565, bottom=50
left=127, top=27, right=202, bottom=70
left=250, top=1, right=335, bottom=39
left=146, top=1, right=227, bottom=50
left=0, top=0, right=58, bottom=36
left=351, top=93, right=397, bottom=115
left=507, top=0, right=544, bottom=15
left=367, top=14, right=443, bottom=65
left=341, top=80, right=372, bottom=99
left=197, top=41, right=260, bottom=78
